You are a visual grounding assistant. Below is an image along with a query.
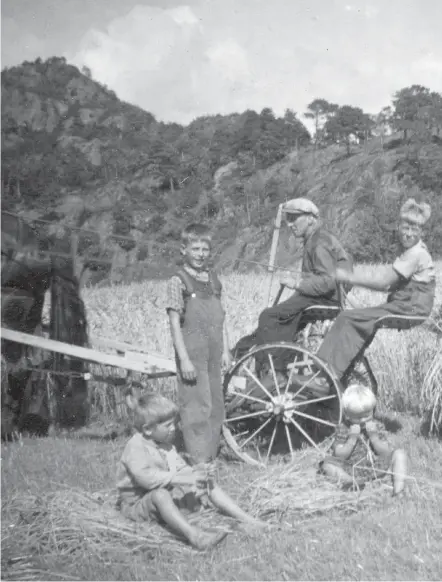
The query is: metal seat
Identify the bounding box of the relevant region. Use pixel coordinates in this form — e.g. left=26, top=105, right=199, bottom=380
left=373, top=314, right=427, bottom=332
left=342, top=314, right=428, bottom=394
left=299, top=305, right=341, bottom=324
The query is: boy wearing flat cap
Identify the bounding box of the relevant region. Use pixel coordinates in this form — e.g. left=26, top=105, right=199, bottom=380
left=233, top=197, right=353, bottom=365
left=315, top=198, right=436, bottom=382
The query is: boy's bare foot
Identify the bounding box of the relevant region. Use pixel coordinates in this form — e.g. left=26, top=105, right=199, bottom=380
left=189, top=529, right=228, bottom=551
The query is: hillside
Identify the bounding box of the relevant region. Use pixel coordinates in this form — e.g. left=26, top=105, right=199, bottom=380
left=1, top=57, right=441, bottom=283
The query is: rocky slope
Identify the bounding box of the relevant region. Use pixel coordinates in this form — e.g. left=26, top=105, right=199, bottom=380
left=2, top=57, right=441, bottom=283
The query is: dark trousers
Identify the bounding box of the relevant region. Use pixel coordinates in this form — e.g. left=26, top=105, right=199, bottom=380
left=317, top=300, right=428, bottom=380
left=234, top=292, right=338, bottom=365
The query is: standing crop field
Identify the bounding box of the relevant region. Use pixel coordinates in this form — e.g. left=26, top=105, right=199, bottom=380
left=84, top=263, right=442, bottom=425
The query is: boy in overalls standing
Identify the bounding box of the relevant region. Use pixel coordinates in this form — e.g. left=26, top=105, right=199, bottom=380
left=166, top=224, right=232, bottom=465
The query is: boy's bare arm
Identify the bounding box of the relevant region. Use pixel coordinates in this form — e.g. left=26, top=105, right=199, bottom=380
left=222, top=319, right=232, bottom=368
left=336, top=264, right=400, bottom=292
left=365, top=421, right=393, bottom=457
left=333, top=425, right=360, bottom=460
left=168, top=310, right=197, bottom=381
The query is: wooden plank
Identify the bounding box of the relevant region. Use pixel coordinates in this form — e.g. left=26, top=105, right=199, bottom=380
left=90, top=336, right=176, bottom=372
left=1, top=327, right=177, bottom=377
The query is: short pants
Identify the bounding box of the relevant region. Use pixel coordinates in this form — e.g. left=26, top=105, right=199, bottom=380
left=119, top=485, right=210, bottom=523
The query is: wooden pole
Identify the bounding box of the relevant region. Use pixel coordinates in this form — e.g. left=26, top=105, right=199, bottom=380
left=267, top=203, right=283, bottom=307
left=70, top=232, right=80, bottom=279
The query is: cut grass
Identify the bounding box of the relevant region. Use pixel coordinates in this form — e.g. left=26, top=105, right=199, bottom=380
left=2, top=420, right=442, bottom=581
left=3, top=265, right=442, bottom=580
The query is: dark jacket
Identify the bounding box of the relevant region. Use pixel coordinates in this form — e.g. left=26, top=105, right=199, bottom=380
left=297, top=226, right=353, bottom=299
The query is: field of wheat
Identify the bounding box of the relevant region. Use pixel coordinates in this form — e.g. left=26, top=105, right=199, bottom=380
left=84, top=263, right=442, bottom=431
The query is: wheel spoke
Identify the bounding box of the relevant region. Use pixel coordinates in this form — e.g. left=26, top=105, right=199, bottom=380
left=225, top=410, right=269, bottom=423
left=228, top=389, right=268, bottom=406
left=268, top=354, right=281, bottom=397
left=284, top=356, right=297, bottom=394
left=290, top=370, right=322, bottom=399
left=284, top=423, right=294, bottom=459
left=242, top=364, right=275, bottom=402
left=266, top=421, right=278, bottom=462
left=291, top=408, right=338, bottom=428
left=289, top=417, right=323, bottom=453
left=286, top=394, right=337, bottom=409
left=240, top=416, right=273, bottom=449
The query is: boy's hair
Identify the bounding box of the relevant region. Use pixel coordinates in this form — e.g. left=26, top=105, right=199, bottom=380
left=342, top=383, right=377, bottom=418
left=126, top=393, right=178, bottom=431
left=181, top=223, right=212, bottom=247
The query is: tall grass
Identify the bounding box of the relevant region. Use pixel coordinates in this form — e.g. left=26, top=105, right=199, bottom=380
left=83, top=263, right=442, bottom=430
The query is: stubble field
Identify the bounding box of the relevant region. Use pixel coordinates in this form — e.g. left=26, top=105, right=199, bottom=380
left=2, top=264, right=442, bottom=581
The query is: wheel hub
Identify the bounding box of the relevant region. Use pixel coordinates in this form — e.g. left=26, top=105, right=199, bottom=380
left=265, top=392, right=298, bottom=421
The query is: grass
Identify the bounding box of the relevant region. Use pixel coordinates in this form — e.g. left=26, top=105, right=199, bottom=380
left=2, top=263, right=442, bottom=581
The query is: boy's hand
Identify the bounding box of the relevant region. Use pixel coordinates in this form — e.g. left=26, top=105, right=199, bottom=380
left=349, top=424, right=361, bottom=436
left=173, top=467, right=200, bottom=487
left=194, top=462, right=215, bottom=479
left=279, top=271, right=297, bottom=289
left=335, top=268, right=353, bottom=285
left=192, top=467, right=209, bottom=485
left=364, top=420, right=377, bottom=433
left=180, top=357, right=197, bottom=382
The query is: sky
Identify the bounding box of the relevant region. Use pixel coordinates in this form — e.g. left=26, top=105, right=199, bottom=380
left=2, top=0, right=442, bottom=126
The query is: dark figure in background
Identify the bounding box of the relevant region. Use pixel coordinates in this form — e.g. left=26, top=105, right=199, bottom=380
left=233, top=198, right=353, bottom=368
left=1, top=211, right=89, bottom=439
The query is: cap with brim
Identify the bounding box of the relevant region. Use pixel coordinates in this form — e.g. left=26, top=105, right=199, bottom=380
left=281, top=198, right=319, bottom=218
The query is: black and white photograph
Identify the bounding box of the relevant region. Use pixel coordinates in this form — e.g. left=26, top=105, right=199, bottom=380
left=1, top=0, right=442, bottom=580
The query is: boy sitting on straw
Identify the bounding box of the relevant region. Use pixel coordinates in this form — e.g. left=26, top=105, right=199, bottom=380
left=117, top=391, right=266, bottom=550
left=320, top=384, right=407, bottom=496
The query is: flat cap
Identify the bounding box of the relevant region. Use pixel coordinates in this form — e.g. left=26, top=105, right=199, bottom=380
left=281, top=197, right=319, bottom=217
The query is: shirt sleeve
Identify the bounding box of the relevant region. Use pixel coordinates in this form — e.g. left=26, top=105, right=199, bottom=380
left=393, top=245, right=422, bottom=280
left=123, top=440, right=172, bottom=491
left=174, top=448, right=189, bottom=471
left=297, top=243, right=337, bottom=297
left=165, top=275, right=185, bottom=314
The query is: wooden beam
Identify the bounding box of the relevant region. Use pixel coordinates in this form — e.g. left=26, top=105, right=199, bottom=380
left=90, top=336, right=176, bottom=373
left=1, top=327, right=177, bottom=378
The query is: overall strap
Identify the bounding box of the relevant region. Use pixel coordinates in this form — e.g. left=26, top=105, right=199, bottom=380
left=175, top=268, right=222, bottom=299
left=175, top=268, right=196, bottom=301
left=209, top=270, right=222, bottom=298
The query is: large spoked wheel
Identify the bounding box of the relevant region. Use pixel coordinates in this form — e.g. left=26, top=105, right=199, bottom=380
left=223, top=342, right=342, bottom=466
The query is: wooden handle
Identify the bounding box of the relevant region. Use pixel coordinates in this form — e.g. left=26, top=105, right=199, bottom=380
left=273, top=284, right=285, bottom=307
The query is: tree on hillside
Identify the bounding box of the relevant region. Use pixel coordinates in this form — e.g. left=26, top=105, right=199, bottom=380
left=392, top=85, right=436, bottom=140
left=372, top=106, right=393, bottom=145
left=324, top=105, right=373, bottom=154
left=232, top=110, right=261, bottom=164
left=304, top=99, right=338, bottom=147
left=282, top=109, right=311, bottom=151
left=81, top=66, right=92, bottom=79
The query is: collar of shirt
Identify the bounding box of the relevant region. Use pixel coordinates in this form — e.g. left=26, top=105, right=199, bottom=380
left=183, top=263, right=210, bottom=282
left=303, top=223, right=321, bottom=250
